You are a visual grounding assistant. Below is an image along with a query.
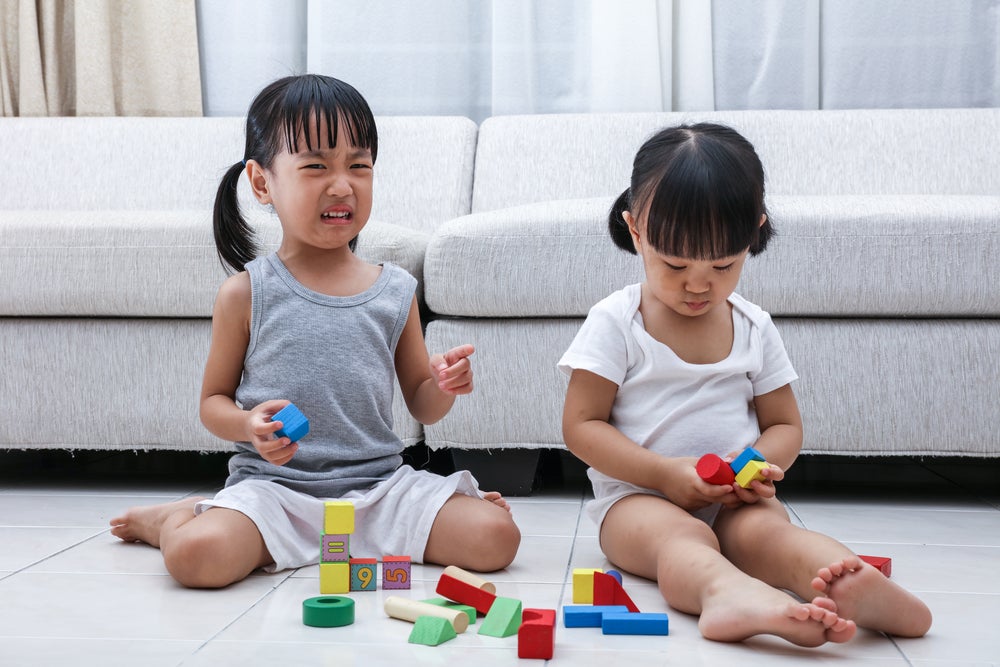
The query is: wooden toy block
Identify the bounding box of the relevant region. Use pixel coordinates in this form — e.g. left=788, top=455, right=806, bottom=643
left=272, top=402, right=309, bottom=442
left=382, top=555, right=412, bottom=590
left=321, top=533, right=350, bottom=563
left=859, top=554, right=892, bottom=577
left=436, top=571, right=497, bottom=615
left=729, top=446, right=765, bottom=473
left=302, top=595, right=355, bottom=627
left=563, top=605, right=629, bottom=628
left=602, top=612, right=670, bottom=636
left=384, top=596, right=469, bottom=633
left=350, top=557, right=377, bottom=591
left=734, top=459, right=769, bottom=488
left=323, top=500, right=354, bottom=534
left=408, top=615, right=458, bottom=646
left=696, top=453, right=737, bottom=485
left=420, top=598, right=477, bottom=625
left=440, top=565, right=498, bottom=595
left=478, top=596, right=523, bottom=638
left=518, top=608, right=556, bottom=660
left=319, top=562, right=350, bottom=594
left=572, top=568, right=603, bottom=604
left=592, top=571, right=640, bottom=612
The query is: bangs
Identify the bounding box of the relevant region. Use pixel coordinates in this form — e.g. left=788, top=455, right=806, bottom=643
left=277, top=76, right=378, bottom=161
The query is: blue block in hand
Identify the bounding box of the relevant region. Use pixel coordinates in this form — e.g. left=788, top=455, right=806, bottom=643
left=729, top=446, right=765, bottom=473
left=272, top=403, right=309, bottom=442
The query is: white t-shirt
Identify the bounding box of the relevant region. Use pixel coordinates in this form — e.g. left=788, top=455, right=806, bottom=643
left=558, top=284, right=797, bottom=515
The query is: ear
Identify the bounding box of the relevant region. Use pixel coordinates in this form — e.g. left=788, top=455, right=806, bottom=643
left=245, top=160, right=272, bottom=205
left=759, top=213, right=768, bottom=228
left=623, top=210, right=642, bottom=253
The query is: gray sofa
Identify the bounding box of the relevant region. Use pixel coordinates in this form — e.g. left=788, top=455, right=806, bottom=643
left=3, top=110, right=998, bottom=486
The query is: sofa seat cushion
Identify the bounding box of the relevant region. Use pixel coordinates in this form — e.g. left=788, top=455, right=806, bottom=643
left=424, top=195, right=1000, bottom=318
left=1, top=211, right=429, bottom=317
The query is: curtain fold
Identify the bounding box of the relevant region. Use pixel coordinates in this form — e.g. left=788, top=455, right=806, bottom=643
left=1, top=0, right=202, bottom=116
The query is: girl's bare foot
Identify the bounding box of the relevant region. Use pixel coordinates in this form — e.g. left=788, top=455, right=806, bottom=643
left=699, top=578, right=857, bottom=646
left=109, top=497, right=203, bottom=548
left=812, top=555, right=932, bottom=637
left=483, top=491, right=511, bottom=512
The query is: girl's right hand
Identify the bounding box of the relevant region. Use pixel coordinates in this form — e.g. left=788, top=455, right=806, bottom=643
left=661, top=458, right=736, bottom=511
left=248, top=400, right=298, bottom=466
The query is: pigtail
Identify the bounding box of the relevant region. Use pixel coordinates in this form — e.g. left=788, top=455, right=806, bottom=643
left=213, top=162, right=258, bottom=273
left=607, top=189, right=637, bottom=255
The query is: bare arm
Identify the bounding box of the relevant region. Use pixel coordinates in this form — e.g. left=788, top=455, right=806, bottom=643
left=394, top=297, right=473, bottom=425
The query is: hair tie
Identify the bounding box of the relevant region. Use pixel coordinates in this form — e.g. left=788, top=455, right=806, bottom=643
left=241, top=159, right=247, bottom=167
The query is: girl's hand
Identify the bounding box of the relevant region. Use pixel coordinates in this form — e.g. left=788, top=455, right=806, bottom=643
left=429, top=344, right=475, bottom=396
left=720, top=463, right=784, bottom=507
left=248, top=400, right=299, bottom=466
left=661, top=458, right=738, bottom=511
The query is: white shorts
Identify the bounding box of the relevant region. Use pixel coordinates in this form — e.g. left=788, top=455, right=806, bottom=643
left=194, top=465, right=483, bottom=572
left=586, top=475, right=722, bottom=534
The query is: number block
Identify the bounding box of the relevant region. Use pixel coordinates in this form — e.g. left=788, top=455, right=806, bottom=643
left=350, top=557, right=377, bottom=591
left=382, top=555, right=412, bottom=590
left=319, top=562, right=350, bottom=594
left=323, top=501, right=354, bottom=535
left=321, top=534, right=350, bottom=563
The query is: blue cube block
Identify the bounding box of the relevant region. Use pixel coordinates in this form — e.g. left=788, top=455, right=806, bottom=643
left=272, top=403, right=309, bottom=442
left=563, top=605, right=629, bottom=628
left=729, top=446, right=765, bottom=473
left=602, top=612, right=670, bottom=635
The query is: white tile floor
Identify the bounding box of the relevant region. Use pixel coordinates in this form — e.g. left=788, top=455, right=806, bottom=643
left=1, top=451, right=999, bottom=666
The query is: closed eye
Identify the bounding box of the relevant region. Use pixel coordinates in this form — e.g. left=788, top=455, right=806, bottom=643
left=714, top=263, right=736, bottom=272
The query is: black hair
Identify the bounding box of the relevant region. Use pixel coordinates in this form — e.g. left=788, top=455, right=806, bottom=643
left=608, top=123, right=772, bottom=259
left=213, top=74, right=378, bottom=273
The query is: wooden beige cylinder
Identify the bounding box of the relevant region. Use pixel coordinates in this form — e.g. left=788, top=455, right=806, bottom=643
left=441, top=565, right=497, bottom=594
left=383, top=596, right=469, bottom=634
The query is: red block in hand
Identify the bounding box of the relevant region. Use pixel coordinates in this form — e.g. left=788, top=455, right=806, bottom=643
left=696, top=453, right=736, bottom=485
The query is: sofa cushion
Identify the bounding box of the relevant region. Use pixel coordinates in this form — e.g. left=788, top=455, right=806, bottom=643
left=424, top=195, right=1000, bottom=318
left=472, top=109, right=1000, bottom=213
left=0, top=211, right=428, bottom=317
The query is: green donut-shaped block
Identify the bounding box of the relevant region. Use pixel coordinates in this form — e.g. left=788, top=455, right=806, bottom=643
left=302, top=595, right=355, bottom=627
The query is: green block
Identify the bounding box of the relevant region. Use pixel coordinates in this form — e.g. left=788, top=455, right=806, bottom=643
left=408, top=615, right=457, bottom=646
left=421, top=598, right=477, bottom=625
left=478, top=596, right=522, bottom=638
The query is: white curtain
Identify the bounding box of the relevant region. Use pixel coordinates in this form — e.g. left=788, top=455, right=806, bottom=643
left=196, top=0, right=999, bottom=120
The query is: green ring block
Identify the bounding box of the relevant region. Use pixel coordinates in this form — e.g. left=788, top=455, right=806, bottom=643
left=478, top=596, right=522, bottom=638
left=302, top=596, right=355, bottom=627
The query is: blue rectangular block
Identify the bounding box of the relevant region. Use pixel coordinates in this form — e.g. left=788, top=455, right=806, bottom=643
left=272, top=403, right=309, bottom=442
left=729, top=446, right=765, bottom=473
left=563, top=605, right=629, bottom=628
left=602, top=612, right=669, bottom=635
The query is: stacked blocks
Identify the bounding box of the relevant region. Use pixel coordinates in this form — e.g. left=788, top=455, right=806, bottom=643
left=272, top=402, right=309, bottom=442
left=697, top=446, right=769, bottom=488
left=564, top=569, right=669, bottom=637
left=320, top=501, right=353, bottom=594
left=518, top=608, right=556, bottom=659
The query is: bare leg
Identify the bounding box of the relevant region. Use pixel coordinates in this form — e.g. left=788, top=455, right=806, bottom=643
left=424, top=493, right=520, bottom=572
left=715, top=498, right=929, bottom=637
left=111, top=499, right=272, bottom=588
left=600, top=495, right=854, bottom=647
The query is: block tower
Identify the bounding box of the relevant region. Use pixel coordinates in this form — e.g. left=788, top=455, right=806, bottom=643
left=320, top=500, right=354, bottom=594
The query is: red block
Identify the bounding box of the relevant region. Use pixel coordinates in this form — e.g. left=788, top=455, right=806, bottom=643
left=518, top=608, right=555, bottom=660
left=858, top=554, right=892, bottom=577
left=696, top=453, right=736, bottom=485
left=592, top=571, right=640, bottom=613
left=436, top=573, right=497, bottom=615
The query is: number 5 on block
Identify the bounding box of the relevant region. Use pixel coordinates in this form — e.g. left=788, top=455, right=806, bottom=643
left=382, top=555, right=412, bottom=590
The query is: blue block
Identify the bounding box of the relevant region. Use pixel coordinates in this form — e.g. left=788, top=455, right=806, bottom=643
left=602, top=612, right=670, bottom=636
left=272, top=403, right=309, bottom=442
left=729, top=446, right=765, bottom=473
left=605, top=569, right=623, bottom=584
left=563, top=605, right=629, bottom=628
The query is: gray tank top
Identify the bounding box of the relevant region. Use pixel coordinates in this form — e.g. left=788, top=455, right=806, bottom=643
left=226, top=254, right=417, bottom=497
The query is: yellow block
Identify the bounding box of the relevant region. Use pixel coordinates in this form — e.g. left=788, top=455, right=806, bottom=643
left=572, top=568, right=603, bottom=604
left=324, top=501, right=355, bottom=534
left=735, top=459, right=769, bottom=488
left=320, top=562, right=350, bottom=594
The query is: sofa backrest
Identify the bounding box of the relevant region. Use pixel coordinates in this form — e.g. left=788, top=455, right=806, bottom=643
left=471, top=109, right=1000, bottom=212
left=0, top=115, right=477, bottom=233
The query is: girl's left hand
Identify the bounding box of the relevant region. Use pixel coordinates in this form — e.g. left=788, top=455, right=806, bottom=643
left=725, top=463, right=784, bottom=506
left=429, top=344, right=475, bottom=395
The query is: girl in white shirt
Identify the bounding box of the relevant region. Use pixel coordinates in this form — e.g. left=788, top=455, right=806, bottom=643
left=559, top=123, right=931, bottom=646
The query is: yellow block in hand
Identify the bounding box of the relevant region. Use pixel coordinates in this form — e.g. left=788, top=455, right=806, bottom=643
left=735, top=459, right=769, bottom=488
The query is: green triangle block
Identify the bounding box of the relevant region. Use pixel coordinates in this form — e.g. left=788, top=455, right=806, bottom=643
left=408, top=615, right=457, bottom=646
left=421, top=598, right=477, bottom=625
left=478, top=596, right=522, bottom=638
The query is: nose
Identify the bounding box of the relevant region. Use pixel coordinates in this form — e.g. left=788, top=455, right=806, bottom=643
left=685, top=274, right=710, bottom=294
left=326, top=170, right=351, bottom=196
